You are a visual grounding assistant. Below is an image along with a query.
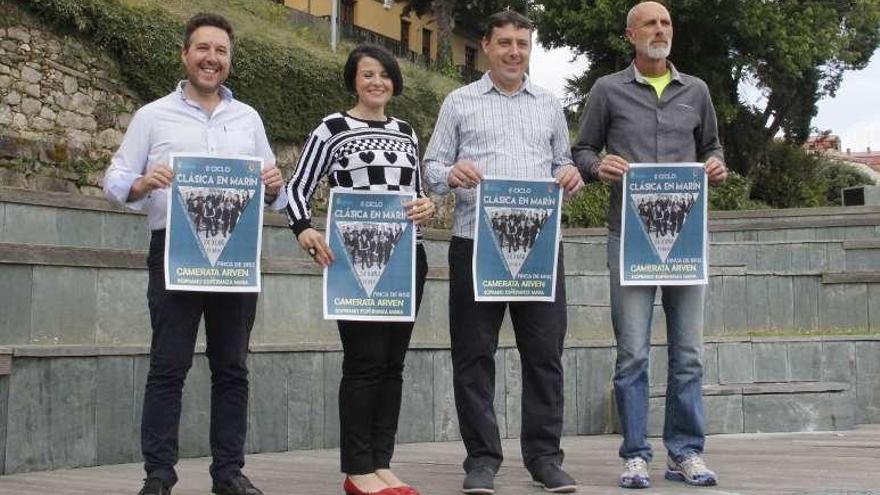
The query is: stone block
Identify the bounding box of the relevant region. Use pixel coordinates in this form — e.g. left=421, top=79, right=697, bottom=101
left=101, top=212, right=150, bottom=250
left=827, top=244, right=847, bottom=272
left=503, top=348, right=522, bottom=438
left=562, top=349, right=577, bottom=436
left=421, top=240, right=447, bottom=269
left=0, top=265, right=32, bottom=345
left=96, top=356, right=138, bottom=465
left=5, top=358, right=51, bottom=474
left=704, top=394, right=743, bottom=434
left=847, top=248, right=880, bottom=271
left=494, top=350, right=507, bottom=438
left=565, top=275, right=608, bottom=306
left=718, top=342, right=754, bottom=384
left=259, top=274, right=334, bottom=345
left=96, top=269, right=150, bottom=345
left=247, top=353, right=289, bottom=454
left=869, top=285, right=880, bottom=332
left=0, top=376, right=6, bottom=474
left=757, top=230, right=786, bottom=242
left=722, top=276, right=748, bottom=333
left=767, top=277, right=795, bottom=330
left=819, top=283, right=868, bottom=330
left=743, top=392, right=853, bottom=433
left=711, top=243, right=756, bottom=268
left=412, top=280, right=450, bottom=346
left=563, top=242, right=606, bottom=272
left=433, top=351, right=460, bottom=441
left=56, top=208, right=103, bottom=248
left=398, top=351, right=434, bottom=443
left=756, top=244, right=791, bottom=271
left=703, top=343, right=719, bottom=385
left=710, top=232, right=735, bottom=242
left=734, top=231, right=758, bottom=242
left=178, top=355, right=210, bottom=458
left=784, top=228, right=817, bottom=242
left=261, top=226, right=299, bottom=258
left=646, top=396, right=664, bottom=436
left=787, top=342, right=821, bottom=381
left=566, top=305, right=613, bottom=342
left=752, top=342, right=788, bottom=383
left=49, top=358, right=97, bottom=469
left=287, top=352, right=324, bottom=450
left=845, top=226, right=876, bottom=240
left=576, top=347, right=614, bottom=435
left=322, top=352, right=343, bottom=448
left=31, top=266, right=97, bottom=344
left=704, top=276, right=723, bottom=334
left=649, top=345, right=667, bottom=387
left=745, top=275, right=770, bottom=330
left=855, top=342, right=880, bottom=423
left=2, top=204, right=57, bottom=245
left=793, top=277, right=820, bottom=330
left=821, top=341, right=855, bottom=383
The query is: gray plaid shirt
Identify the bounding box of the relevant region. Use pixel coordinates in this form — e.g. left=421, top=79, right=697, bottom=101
left=423, top=72, right=573, bottom=239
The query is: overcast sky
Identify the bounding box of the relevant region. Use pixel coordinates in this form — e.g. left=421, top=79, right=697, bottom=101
left=528, top=37, right=880, bottom=153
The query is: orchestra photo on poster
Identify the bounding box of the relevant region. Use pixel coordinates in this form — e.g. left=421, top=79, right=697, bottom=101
left=324, top=190, right=416, bottom=321
left=165, top=154, right=264, bottom=292
left=621, top=163, right=707, bottom=285
left=474, top=177, right=562, bottom=302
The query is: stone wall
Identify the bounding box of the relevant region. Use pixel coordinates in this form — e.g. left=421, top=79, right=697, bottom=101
left=0, top=19, right=141, bottom=196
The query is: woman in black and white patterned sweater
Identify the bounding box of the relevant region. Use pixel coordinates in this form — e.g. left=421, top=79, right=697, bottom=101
left=285, top=45, right=433, bottom=495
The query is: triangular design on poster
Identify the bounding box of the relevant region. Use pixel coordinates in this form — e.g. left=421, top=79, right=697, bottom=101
left=482, top=207, right=554, bottom=278
left=629, top=192, right=700, bottom=263
left=334, top=221, right=408, bottom=297
left=177, top=186, right=256, bottom=266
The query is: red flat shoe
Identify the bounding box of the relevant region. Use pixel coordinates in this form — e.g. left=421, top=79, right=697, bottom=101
left=392, top=486, right=421, bottom=495
left=343, top=477, right=400, bottom=495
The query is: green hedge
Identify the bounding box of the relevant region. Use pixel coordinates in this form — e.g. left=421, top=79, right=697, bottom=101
left=17, top=0, right=446, bottom=146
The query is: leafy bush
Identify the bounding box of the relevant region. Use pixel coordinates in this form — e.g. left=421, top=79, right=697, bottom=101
left=17, top=0, right=446, bottom=146
left=561, top=182, right=610, bottom=228
left=749, top=142, right=829, bottom=208
left=819, top=161, right=875, bottom=206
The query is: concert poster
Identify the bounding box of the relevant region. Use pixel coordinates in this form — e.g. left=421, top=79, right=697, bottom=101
left=473, top=177, right=562, bottom=302
left=620, top=163, right=707, bottom=285
left=164, top=153, right=264, bottom=292
left=324, top=190, right=416, bottom=321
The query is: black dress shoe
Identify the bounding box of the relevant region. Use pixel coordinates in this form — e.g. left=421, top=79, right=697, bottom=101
left=138, top=477, right=172, bottom=495
left=212, top=473, right=264, bottom=495
left=462, top=466, right=495, bottom=494
left=531, top=463, right=577, bottom=493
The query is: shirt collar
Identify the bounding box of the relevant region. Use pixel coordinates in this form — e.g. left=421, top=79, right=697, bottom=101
left=626, top=61, right=684, bottom=85
left=479, top=71, right=536, bottom=97
left=175, top=80, right=234, bottom=106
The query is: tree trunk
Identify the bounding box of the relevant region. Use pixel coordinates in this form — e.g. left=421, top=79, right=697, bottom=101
left=432, top=0, right=454, bottom=70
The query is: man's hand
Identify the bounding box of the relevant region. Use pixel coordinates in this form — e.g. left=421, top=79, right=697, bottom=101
left=555, top=164, right=584, bottom=197
left=297, top=228, right=334, bottom=267
left=128, top=164, right=173, bottom=202
left=705, top=156, right=728, bottom=186
left=447, top=160, right=483, bottom=189
left=404, top=197, right=435, bottom=225
left=595, top=154, right=629, bottom=183
left=262, top=164, right=284, bottom=200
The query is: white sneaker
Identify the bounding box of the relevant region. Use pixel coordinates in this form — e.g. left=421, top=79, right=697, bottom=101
left=664, top=453, right=717, bottom=486
left=619, top=457, right=650, bottom=489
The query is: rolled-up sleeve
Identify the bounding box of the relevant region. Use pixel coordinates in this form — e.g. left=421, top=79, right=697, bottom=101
left=103, top=108, right=151, bottom=209
left=571, top=83, right=608, bottom=182
left=423, top=96, right=460, bottom=195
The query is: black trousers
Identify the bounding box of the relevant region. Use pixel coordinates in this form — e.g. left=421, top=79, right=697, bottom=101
left=143, top=230, right=256, bottom=485
left=338, top=245, right=429, bottom=474
left=449, top=237, right=567, bottom=474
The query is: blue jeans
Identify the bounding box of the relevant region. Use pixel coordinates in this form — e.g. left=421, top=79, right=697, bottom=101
left=607, top=235, right=706, bottom=462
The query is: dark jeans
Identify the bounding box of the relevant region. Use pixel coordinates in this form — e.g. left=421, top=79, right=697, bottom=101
left=143, top=230, right=256, bottom=485
left=338, top=245, right=428, bottom=474
left=448, top=237, right=567, bottom=474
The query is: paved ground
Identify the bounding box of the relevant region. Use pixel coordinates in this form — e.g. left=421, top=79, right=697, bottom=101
left=2, top=425, right=880, bottom=494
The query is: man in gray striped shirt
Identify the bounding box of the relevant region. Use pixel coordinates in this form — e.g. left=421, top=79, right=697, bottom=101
left=424, top=10, right=583, bottom=495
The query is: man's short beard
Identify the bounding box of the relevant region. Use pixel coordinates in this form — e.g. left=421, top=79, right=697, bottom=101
left=641, top=42, right=671, bottom=60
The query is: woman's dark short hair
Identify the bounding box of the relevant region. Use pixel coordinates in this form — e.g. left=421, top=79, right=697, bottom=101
left=344, top=44, right=404, bottom=96
left=484, top=10, right=533, bottom=40
left=184, top=13, right=234, bottom=49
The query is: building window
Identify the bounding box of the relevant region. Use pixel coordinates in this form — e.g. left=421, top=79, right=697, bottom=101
left=465, top=45, right=476, bottom=70
left=401, top=19, right=411, bottom=50
left=341, top=0, right=355, bottom=25
left=422, top=28, right=432, bottom=62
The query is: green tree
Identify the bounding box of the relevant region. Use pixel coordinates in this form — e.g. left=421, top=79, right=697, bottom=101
left=535, top=0, right=880, bottom=175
